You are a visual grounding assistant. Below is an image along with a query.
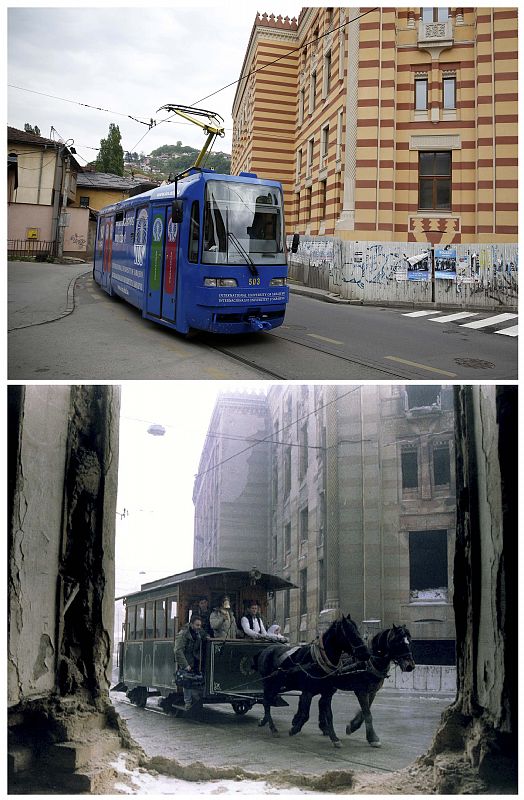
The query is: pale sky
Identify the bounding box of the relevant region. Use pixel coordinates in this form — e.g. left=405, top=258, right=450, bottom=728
left=115, top=381, right=274, bottom=598
left=8, top=2, right=304, bottom=165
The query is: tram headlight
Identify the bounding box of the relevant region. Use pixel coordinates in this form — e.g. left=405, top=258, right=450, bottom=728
left=204, top=278, right=238, bottom=287
left=269, top=278, right=287, bottom=286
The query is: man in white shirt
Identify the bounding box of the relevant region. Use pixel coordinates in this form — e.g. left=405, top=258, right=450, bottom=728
left=241, top=601, right=267, bottom=639
left=241, top=602, right=287, bottom=642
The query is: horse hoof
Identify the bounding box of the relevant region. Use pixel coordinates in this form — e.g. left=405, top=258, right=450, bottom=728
left=333, top=740, right=342, bottom=749
left=369, top=741, right=381, bottom=748
left=345, top=726, right=352, bottom=736
left=271, top=731, right=280, bottom=738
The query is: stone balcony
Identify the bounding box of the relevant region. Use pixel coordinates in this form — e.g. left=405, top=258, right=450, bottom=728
left=417, top=19, right=453, bottom=58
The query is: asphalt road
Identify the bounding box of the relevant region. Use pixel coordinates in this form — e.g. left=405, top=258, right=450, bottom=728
left=8, top=261, right=518, bottom=380
left=111, top=686, right=454, bottom=780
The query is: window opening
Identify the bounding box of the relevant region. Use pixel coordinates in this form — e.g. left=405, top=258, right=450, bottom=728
left=401, top=449, right=419, bottom=489
left=409, top=530, right=448, bottom=601
left=419, top=151, right=451, bottom=210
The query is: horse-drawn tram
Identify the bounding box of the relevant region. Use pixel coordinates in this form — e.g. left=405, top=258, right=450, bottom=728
left=112, top=567, right=296, bottom=716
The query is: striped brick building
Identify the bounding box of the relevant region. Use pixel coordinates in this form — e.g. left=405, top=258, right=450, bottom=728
left=231, top=7, right=518, bottom=245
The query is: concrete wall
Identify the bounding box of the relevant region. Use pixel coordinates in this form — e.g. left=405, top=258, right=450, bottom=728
left=8, top=387, right=72, bottom=705
left=384, top=664, right=456, bottom=693
left=7, top=203, right=54, bottom=242
left=62, top=207, right=90, bottom=256
left=8, top=386, right=121, bottom=708
left=289, top=236, right=518, bottom=309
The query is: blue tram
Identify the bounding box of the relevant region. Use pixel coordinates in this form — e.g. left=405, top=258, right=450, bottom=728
left=112, top=567, right=296, bottom=716
left=93, top=169, right=290, bottom=334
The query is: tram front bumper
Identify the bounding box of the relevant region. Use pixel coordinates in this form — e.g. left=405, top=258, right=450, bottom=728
left=193, top=287, right=288, bottom=333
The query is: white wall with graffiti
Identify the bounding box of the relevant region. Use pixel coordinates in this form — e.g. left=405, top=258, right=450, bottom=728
left=288, top=237, right=518, bottom=310
left=63, top=207, right=90, bottom=256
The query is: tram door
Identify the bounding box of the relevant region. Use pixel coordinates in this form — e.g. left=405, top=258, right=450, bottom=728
left=100, top=217, right=113, bottom=291
left=145, top=206, right=179, bottom=322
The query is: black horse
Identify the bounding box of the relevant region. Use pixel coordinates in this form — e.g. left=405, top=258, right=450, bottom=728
left=254, top=614, right=369, bottom=747
left=318, top=624, right=415, bottom=748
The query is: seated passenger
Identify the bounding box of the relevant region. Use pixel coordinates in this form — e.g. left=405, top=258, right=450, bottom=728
left=210, top=595, right=240, bottom=639
left=241, top=601, right=268, bottom=640
left=190, top=596, right=212, bottom=637
left=267, top=622, right=288, bottom=643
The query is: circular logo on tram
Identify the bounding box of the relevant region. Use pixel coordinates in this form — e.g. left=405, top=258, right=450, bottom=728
left=239, top=655, right=256, bottom=677
left=153, top=217, right=163, bottom=242
left=135, top=208, right=148, bottom=246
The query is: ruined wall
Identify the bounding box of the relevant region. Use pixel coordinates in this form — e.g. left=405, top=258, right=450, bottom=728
left=8, top=385, right=121, bottom=708
left=425, top=385, right=517, bottom=791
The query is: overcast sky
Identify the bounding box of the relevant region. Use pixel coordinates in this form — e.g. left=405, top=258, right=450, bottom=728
left=8, top=2, right=303, bottom=166
left=115, top=381, right=273, bottom=599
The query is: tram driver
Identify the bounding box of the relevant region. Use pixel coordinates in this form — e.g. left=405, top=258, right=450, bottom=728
left=174, top=614, right=207, bottom=710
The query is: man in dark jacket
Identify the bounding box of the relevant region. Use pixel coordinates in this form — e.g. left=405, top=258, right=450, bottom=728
left=174, top=615, right=207, bottom=709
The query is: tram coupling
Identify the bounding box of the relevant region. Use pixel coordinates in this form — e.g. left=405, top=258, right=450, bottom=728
left=248, top=316, right=272, bottom=331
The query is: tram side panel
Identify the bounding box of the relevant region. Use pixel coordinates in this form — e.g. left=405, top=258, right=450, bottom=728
left=121, top=638, right=272, bottom=699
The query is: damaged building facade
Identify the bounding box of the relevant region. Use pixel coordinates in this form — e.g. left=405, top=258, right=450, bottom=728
left=7, top=384, right=517, bottom=793
left=194, top=385, right=456, bottom=662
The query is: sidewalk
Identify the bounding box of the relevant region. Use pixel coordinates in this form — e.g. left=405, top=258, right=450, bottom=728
left=8, top=260, right=91, bottom=330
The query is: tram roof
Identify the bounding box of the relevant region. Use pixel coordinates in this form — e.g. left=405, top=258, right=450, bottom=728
left=117, top=567, right=296, bottom=602
left=99, top=169, right=283, bottom=215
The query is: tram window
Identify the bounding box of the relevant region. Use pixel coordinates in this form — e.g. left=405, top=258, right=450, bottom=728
left=127, top=605, right=136, bottom=640
left=136, top=604, right=145, bottom=639
left=155, top=599, right=167, bottom=638
left=145, top=602, right=154, bottom=638
left=188, top=201, right=200, bottom=263
left=166, top=597, right=178, bottom=639
left=113, top=212, right=124, bottom=242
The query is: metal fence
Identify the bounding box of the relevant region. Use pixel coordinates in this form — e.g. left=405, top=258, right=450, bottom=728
left=8, top=240, right=55, bottom=260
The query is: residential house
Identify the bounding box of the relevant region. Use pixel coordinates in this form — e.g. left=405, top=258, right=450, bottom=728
left=8, top=126, right=82, bottom=258
left=69, top=171, right=157, bottom=257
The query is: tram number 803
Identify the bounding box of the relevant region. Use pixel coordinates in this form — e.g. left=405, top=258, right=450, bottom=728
left=249, top=277, right=261, bottom=286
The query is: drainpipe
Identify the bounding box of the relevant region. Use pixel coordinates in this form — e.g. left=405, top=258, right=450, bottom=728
left=36, top=146, right=45, bottom=205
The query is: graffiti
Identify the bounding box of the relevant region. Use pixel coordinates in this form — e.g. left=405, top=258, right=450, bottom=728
left=70, top=233, right=87, bottom=247
left=289, top=237, right=517, bottom=308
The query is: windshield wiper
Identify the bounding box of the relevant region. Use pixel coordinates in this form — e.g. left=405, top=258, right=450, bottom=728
left=227, top=232, right=258, bottom=277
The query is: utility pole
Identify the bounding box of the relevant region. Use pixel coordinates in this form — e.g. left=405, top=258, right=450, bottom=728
left=56, top=151, right=71, bottom=259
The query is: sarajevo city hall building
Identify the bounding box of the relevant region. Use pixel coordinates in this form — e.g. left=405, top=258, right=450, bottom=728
left=231, top=7, right=518, bottom=245
left=193, top=386, right=456, bottom=664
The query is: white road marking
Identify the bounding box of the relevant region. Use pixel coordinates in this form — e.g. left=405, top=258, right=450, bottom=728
left=494, top=325, right=519, bottom=337
left=429, top=312, right=478, bottom=323
left=402, top=310, right=442, bottom=317
left=307, top=333, right=344, bottom=345
left=384, top=356, right=457, bottom=377
left=460, top=313, right=517, bottom=329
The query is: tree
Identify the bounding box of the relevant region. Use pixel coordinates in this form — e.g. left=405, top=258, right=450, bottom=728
left=24, top=123, right=41, bottom=136
left=95, top=123, right=124, bottom=176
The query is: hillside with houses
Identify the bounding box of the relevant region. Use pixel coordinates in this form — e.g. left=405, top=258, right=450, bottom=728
left=123, top=142, right=231, bottom=181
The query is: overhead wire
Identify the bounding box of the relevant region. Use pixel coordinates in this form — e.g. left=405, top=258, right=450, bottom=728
left=127, top=7, right=378, bottom=152
left=194, top=386, right=363, bottom=480
left=9, top=8, right=378, bottom=158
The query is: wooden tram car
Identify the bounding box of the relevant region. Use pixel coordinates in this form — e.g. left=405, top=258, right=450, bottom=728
left=113, top=567, right=296, bottom=715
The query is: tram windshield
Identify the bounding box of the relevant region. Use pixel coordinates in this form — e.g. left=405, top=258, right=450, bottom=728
left=202, top=180, right=286, bottom=266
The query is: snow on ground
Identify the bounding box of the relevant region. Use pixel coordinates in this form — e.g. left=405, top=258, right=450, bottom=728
left=111, top=754, right=317, bottom=795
